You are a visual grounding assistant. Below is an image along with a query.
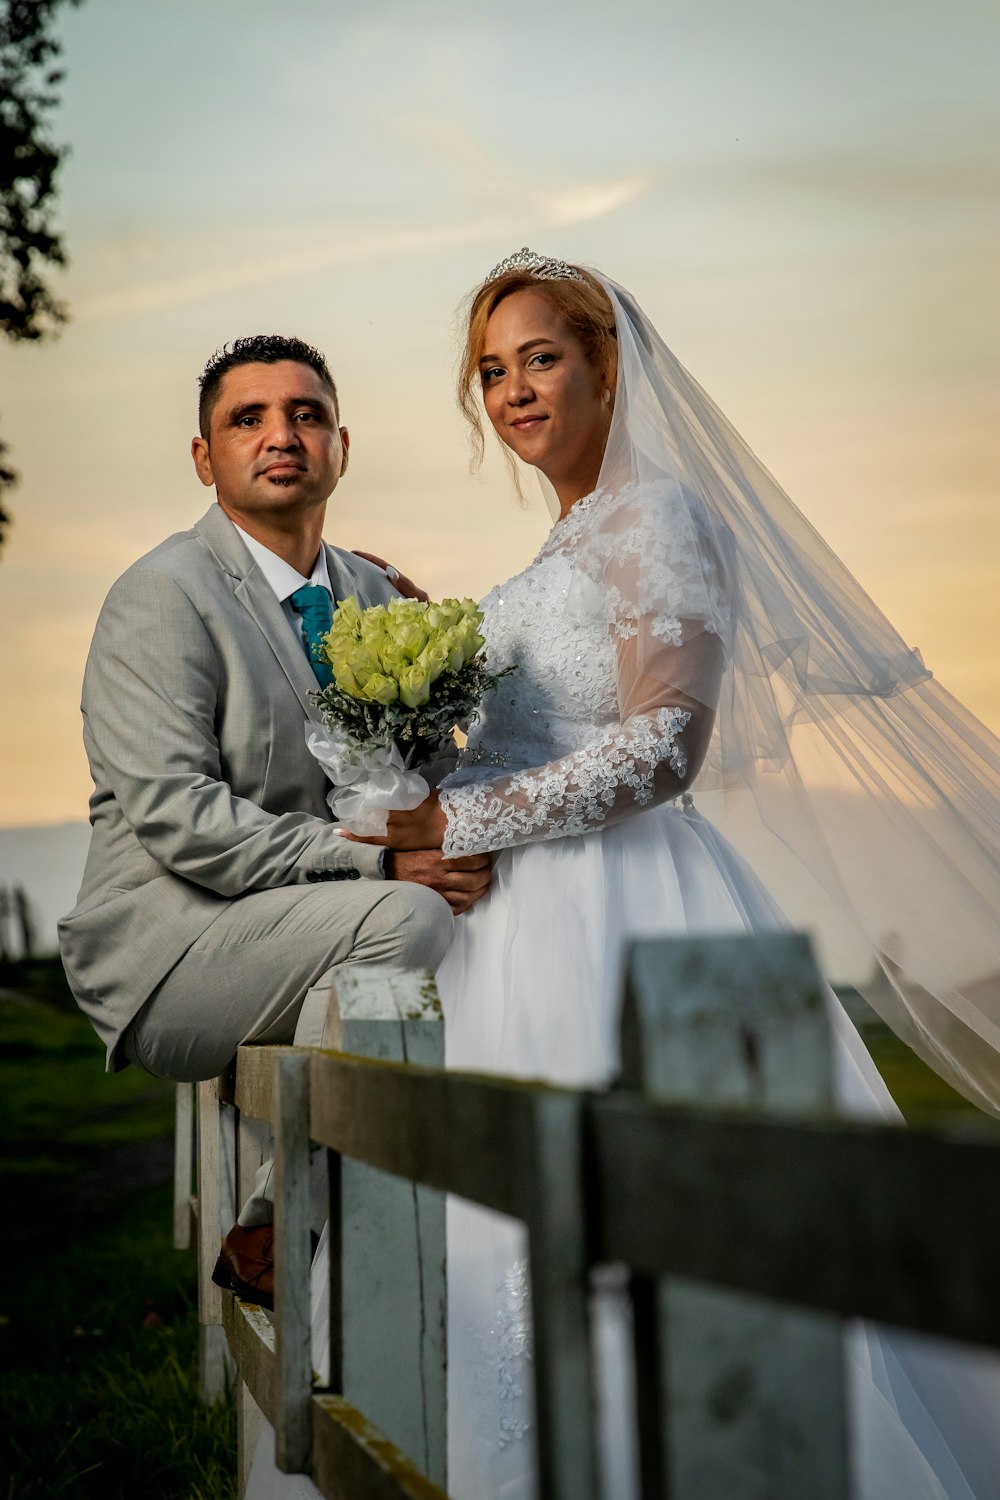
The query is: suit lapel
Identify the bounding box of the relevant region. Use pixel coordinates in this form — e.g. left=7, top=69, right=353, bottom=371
left=194, top=506, right=322, bottom=722
left=235, top=568, right=322, bottom=721
left=324, top=543, right=361, bottom=608
left=324, top=543, right=397, bottom=611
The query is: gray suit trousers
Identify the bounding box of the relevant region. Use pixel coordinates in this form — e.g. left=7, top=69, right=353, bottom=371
left=122, top=878, right=452, bottom=1081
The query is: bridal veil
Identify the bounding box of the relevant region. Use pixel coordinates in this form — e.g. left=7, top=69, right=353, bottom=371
left=571, top=267, right=1000, bottom=1113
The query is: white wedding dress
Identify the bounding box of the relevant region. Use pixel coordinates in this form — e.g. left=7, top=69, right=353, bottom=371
left=430, top=484, right=1000, bottom=1500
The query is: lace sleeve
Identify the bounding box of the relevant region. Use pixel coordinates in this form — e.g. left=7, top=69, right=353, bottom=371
left=439, top=701, right=694, bottom=857
left=441, top=484, right=732, bottom=857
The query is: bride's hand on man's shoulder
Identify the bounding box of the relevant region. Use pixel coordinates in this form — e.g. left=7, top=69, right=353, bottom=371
left=351, top=550, right=429, bottom=603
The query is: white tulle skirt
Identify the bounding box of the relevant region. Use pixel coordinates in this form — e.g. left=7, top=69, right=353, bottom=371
left=436, top=800, right=1000, bottom=1500
left=246, top=800, right=1000, bottom=1500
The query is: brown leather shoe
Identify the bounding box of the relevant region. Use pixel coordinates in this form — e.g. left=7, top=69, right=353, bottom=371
left=212, top=1223, right=274, bottom=1309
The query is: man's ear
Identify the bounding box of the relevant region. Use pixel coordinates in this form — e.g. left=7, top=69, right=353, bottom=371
left=191, top=435, right=214, bottom=488
left=339, top=426, right=350, bottom=478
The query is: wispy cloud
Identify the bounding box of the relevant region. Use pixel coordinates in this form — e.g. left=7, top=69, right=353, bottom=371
left=74, top=173, right=648, bottom=323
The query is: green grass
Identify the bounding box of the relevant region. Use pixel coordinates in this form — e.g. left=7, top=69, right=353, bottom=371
left=0, top=996, right=175, bottom=1164
left=0, top=1186, right=236, bottom=1500
left=0, top=959, right=236, bottom=1500
left=864, top=1027, right=996, bottom=1125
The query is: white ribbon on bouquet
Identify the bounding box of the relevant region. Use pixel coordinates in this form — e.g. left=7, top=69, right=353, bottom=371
left=305, top=722, right=429, bottom=837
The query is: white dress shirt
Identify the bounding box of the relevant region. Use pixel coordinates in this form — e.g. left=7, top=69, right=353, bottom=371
left=233, top=522, right=334, bottom=655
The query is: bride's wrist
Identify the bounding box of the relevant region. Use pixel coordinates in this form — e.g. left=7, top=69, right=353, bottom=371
left=427, top=793, right=447, bottom=849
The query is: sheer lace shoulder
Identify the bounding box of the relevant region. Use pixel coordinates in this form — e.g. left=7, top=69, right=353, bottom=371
left=541, top=479, right=735, bottom=651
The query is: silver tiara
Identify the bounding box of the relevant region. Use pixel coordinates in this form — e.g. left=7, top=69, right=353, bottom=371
left=483, top=246, right=585, bottom=285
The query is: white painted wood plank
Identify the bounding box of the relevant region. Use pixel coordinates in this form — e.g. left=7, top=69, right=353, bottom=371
left=197, top=1078, right=224, bottom=1333
left=223, top=1294, right=276, bottom=1417
left=173, top=1082, right=193, bottom=1250
left=524, top=1091, right=597, bottom=1500
left=227, top=1043, right=278, bottom=1120
left=622, top=933, right=849, bottom=1500
left=274, top=1051, right=313, bottom=1473
left=312, top=1392, right=449, bottom=1499
left=237, top=1378, right=265, bottom=1499
left=324, top=966, right=447, bottom=1490
left=199, top=1322, right=231, bottom=1407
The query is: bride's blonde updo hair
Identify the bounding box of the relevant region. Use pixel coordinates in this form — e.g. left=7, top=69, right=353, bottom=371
left=458, top=256, right=618, bottom=475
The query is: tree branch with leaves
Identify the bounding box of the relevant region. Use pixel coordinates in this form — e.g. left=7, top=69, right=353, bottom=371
left=0, top=0, right=82, bottom=550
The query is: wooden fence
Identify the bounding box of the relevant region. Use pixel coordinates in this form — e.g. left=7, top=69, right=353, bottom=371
left=173, top=933, right=1000, bottom=1499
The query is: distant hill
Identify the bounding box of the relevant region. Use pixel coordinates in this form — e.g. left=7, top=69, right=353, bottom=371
left=0, top=822, right=89, bottom=953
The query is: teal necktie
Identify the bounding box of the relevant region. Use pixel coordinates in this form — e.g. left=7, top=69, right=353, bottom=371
left=289, top=585, right=334, bottom=688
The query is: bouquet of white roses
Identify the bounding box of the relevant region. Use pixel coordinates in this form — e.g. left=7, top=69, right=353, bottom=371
left=304, top=594, right=509, bottom=835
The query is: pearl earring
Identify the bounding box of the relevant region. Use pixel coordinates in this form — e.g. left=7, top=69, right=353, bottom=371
left=603, top=389, right=611, bottom=404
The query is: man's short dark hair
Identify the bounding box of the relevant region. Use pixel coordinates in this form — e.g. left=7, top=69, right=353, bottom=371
left=197, top=334, right=339, bottom=439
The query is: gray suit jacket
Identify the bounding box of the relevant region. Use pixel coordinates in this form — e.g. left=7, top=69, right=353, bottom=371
left=59, top=504, right=398, bottom=1067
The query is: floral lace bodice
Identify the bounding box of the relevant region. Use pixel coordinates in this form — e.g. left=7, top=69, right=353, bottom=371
left=440, top=483, right=731, bottom=858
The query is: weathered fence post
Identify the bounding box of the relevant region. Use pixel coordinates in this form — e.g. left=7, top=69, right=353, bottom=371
left=173, top=1082, right=194, bottom=1250
left=321, top=966, right=447, bottom=1487
left=620, top=932, right=849, bottom=1500
left=234, top=1109, right=271, bottom=1495
left=525, top=1090, right=598, bottom=1500
left=273, top=1050, right=314, bottom=1472
left=196, top=1075, right=236, bottom=1403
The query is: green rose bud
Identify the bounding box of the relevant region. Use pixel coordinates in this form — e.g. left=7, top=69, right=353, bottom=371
left=418, top=642, right=449, bottom=685
left=329, top=655, right=364, bottom=697
left=362, top=673, right=400, bottom=705
left=424, top=602, right=461, bottom=632
left=359, top=618, right=388, bottom=655
left=399, top=663, right=432, bottom=708
left=378, top=641, right=410, bottom=677
left=320, top=623, right=353, bottom=661
left=394, top=621, right=428, bottom=657
left=333, top=596, right=363, bottom=633
left=438, top=626, right=465, bottom=673
left=448, top=615, right=483, bottom=664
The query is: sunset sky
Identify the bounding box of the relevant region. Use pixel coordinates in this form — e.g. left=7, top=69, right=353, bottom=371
left=1, top=0, right=997, bottom=828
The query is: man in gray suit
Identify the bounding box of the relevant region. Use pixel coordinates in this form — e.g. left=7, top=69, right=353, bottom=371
left=59, top=335, right=489, bottom=1295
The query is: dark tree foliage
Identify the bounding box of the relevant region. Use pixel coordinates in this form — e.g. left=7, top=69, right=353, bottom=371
left=0, top=0, right=82, bottom=548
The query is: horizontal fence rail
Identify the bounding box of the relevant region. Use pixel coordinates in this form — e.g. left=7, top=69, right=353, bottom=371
left=591, top=1098, right=1000, bottom=1347
left=221, top=1046, right=1000, bottom=1350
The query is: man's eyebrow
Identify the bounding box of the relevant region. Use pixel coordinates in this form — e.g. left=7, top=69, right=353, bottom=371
left=285, top=395, right=331, bottom=410
left=227, top=395, right=331, bottom=421
left=479, top=338, right=556, bottom=365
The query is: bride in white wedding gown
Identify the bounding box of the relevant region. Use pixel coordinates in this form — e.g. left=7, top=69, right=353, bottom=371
left=248, top=250, right=1000, bottom=1499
